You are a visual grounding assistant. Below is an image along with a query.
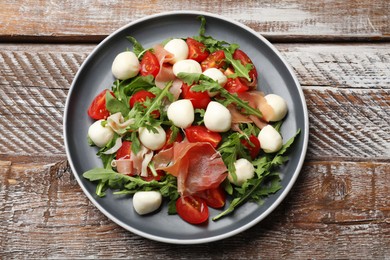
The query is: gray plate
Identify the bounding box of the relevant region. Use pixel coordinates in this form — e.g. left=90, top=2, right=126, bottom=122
left=63, top=11, right=309, bottom=244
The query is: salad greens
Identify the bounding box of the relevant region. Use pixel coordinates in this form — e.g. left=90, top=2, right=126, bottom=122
left=83, top=15, right=301, bottom=222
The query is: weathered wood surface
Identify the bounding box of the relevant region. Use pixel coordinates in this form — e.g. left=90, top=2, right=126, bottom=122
left=1, top=0, right=389, bottom=42
left=1, top=160, right=388, bottom=258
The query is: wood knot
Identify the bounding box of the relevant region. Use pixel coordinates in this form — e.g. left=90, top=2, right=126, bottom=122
left=321, top=175, right=350, bottom=203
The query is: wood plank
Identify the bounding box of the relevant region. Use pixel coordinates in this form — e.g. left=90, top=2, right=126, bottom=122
left=1, top=43, right=389, bottom=160
left=0, top=160, right=388, bottom=258
left=1, top=0, right=389, bottom=42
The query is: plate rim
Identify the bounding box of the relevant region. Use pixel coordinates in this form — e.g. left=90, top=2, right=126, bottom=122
left=63, top=10, right=309, bottom=244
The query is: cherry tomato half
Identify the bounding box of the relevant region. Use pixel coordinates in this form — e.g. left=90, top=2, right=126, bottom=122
left=140, top=51, right=160, bottom=78
left=241, top=135, right=261, bottom=160
left=116, top=141, right=132, bottom=160
left=129, top=90, right=160, bottom=118
left=186, top=38, right=210, bottom=63
left=233, top=49, right=258, bottom=85
left=181, top=83, right=211, bottom=109
left=224, top=77, right=249, bottom=94
left=87, top=89, right=115, bottom=120
left=185, top=125, right=222, bottom=148
left=197, top=186, right=226, bottom=209
left=176, top=196, right=209, bottom=224
left=160, top=128, right=184, bottom=151
left=201, top=50, right=226, bottom=71
left=141, top=169, right=165, bottom=182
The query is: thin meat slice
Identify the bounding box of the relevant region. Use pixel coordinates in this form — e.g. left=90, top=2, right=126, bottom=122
left=153, top=44, right=176, bottom=89
left=111, top=145, right=153, bottom=177
left=227, top=91, right=273, bottom=129
left=153, top=141, right=227, bottom=195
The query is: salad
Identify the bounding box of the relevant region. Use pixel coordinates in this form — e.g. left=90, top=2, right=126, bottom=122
left=83, top=16, right=300, bottom=225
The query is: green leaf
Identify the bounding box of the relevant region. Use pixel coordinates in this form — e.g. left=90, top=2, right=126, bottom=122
left=224, top=50, right=252, bottom=81
left=105, top=90, right=129, bottom=116
left=177, top=72, right=262, bottom=118
left=83, top=168, right=125, bottom=182
left=126, top=36, right=146, bottom=58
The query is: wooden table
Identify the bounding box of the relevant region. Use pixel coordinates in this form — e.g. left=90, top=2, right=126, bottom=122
left=1, top=1, right=389, bottom=258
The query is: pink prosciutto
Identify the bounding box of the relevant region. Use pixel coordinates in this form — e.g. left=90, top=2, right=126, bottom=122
left=227, top=90, right=273, bottom=129
left=153, top=141, right=227, bottom=196
left=112, top=146, right=153, bottom=177
left=153, top=44, right=183, bottom=99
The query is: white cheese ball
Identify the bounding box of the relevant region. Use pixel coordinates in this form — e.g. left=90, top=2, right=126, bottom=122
left=202, top=68, right=227, bottom=87
left=172, top=59, right=202, bottom=76
left=258, top=125, right=283, bottom=153
left=228, top=158, right=255, bottom=186
left=264, top=94, right=288, bottom=122
left=138, top=125, right=166, bottom=151
left=167, top=99, right=194, bottom=128
left=204, top=101, right=232, bottom=132
left=164, top=38, right=189, bottom=64
left=88, top=120, right=114, bottom=148
left=111, top=51, right=140, bottom=80
left=133, top=191, right=162, bottom=215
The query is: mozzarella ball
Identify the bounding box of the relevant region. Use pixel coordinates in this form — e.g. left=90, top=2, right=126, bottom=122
left=164, top=38, right=189, bottom=64
left=264, top=94, right=288, bottom=122
left=204, top=101, right=232, bottom=132
left=172, top=59, right=202, bottom=76
left=258, top=125, right=283, bottom=153
left=228, top=158, right=255, bottom=186
left=88, top=120, right=114, bottom=147
left=111, top=51, right=140, bottom=80
left=138, top=125, right=166, bottom=150
left=133, top=191, right=162, bottom=215
left=202, top=68, right=227, bottom=87
left=167, top=99, right=194, bottom=128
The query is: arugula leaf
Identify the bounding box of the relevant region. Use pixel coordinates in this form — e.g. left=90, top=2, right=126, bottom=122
left=193, top=16, right=233, bottom=53
left=83, top=168, right=179, bottom=206
left=218, top=132, right=250, bottom=183
left=126, top=36, right=146, bottom=58
left=224, top=50, right=253, bottom=81
left=212, top=129, right=301, bottom=221
left=105, top=90, right=129, bottom=116
left=111, top=75, right=155, bottom=107
left=177, top=72, right=262, bottom=118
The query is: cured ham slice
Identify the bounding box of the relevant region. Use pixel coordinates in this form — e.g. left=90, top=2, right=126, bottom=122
left=153, top=44, right=183, bottom=99
left=111, top=145, right=153, bottom=177
left=228, top=90, right=273, bottom=129
left=153, top=141, right=227, bottom=195
left=153, top=44, right=176, bottom=89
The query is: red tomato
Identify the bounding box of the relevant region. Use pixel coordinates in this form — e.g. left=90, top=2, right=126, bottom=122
left=176, top=196, right=209, bottom=224
left=129, top=90, right=160, bottom=118
left=224, top=78, right=249, bottom=93
left=186, top=38, right=210, bottom=63
left=241, top=135, right=261, bottom=160
left=116, top=141, right=132, bottom=160
left=141, top=169, right=165, bottom=182
left=233, top=49, right=258, bottom=85
left=160, top=128, right=183, bottom=150
left=181, top=83, right=211, bottom=109
left=87, top=89, right=115, bottom=120
left=201, top=50, right=226, bottom=71
left=185, top=126, right=222, bottom=148
left=140, top=51, right=160, bottom=78
left=197, top=186, right=226, bottom=209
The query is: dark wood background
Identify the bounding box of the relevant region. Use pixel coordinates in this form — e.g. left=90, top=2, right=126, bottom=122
left=1, top=0, right=389, bottom=259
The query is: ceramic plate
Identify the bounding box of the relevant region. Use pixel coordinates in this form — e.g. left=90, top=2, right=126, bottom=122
left=63, top=11, right=309, bottom=244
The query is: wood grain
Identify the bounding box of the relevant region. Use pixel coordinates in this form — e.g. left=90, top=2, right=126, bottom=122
left=1, top=0, right=389, bottom=42
left=0, top=160, right=388, bottom=258
left=0, top=43, right=389, bottom=161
